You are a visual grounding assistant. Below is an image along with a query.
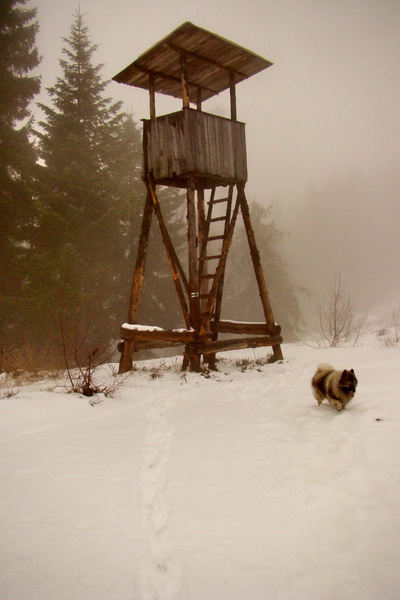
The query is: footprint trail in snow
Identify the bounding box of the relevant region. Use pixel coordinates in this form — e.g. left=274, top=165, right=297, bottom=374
left=139, top=391, right=183, bottom=600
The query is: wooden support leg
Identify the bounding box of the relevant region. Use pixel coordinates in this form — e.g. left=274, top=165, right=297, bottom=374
left=119, top=191, right=154, bottom=374
left=182, top=343, right=201, bottom=372
left=148, top=177, right=192, bottom=328
left=197, top=186, right=208, bottom=306
left=119, top=339, right=136, bottom=375
left=207, top=354, right=217, bottom=371
left=182, top=347, right=190, bottom=371
left=187, top=179, right=201, bottom=331
left=190, top=354, right=202, bottom=372
left=238, top=185, right=283, bottom=361
left=187, top=179, right=202, bottom=371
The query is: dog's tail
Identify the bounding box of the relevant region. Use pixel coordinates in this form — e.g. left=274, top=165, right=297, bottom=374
left=312, top=363, right=335, bottom=402
left=312, top=363, right=335, bottom=390
left=315, top=363, right=335, bottom=375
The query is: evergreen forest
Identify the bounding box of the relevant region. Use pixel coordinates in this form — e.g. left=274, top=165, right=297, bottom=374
left=0, top=0, right=301, bottom=372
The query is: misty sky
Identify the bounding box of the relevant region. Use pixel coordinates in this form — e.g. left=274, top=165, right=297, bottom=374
left=33, top=0, right=400, bottom=313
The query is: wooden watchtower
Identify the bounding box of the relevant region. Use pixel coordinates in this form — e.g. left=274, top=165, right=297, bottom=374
left=113, top=22, right=283, bottom=373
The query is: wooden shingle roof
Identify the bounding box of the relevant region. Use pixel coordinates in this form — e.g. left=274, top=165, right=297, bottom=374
left=113, top=22, right=273, bottom=104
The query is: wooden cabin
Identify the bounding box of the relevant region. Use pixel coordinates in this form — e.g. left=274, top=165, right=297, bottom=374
left=113, top=21, right=273, bottom=187
left=142, top=108, right=247, bottom=188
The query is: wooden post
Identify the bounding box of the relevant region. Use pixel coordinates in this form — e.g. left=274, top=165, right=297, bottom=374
left=197, top=185, right=208, bottom=311
left=196, top=86, right=202, bottom=111
left=149, top=73, right=156, bottom=120
left=230, top=71, right=237, bottom=121
left=119, top=191, right=154, bottom=374
left=187, top=178, right=201, bottom=371
left=180, top=51, right=190, bottom=108
left=238, top=185, right=283, bottom=361
left=127, top=192, right=153, bottom=324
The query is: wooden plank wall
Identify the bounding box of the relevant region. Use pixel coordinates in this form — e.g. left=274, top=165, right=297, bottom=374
left=143, top=108, right=247, bottom=184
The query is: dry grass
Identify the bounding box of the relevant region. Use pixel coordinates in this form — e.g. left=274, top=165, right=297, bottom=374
left=0, top=343, right=63, bottom=386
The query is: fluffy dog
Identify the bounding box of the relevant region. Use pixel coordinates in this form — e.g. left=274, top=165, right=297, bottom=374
left=312, top=364, right=358, bottom=411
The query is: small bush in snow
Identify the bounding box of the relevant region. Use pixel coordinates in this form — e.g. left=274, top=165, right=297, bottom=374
left=0, top=388, right=19, bottom=399
left=234, top=354, right=274, bottom=372
left=313, top=273, right=370, bottom=347
left=377, top=305, right=400, bottom=347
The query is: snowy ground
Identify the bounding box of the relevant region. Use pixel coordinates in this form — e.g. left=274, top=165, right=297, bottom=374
left=1, top=340, right=400, bottom=600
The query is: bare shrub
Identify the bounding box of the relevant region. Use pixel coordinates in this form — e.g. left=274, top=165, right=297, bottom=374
left=64, top=356, right=127, bottom=398
left=234, top=354, right=274, bottom=372
left=313, top=273, right=370, bottom=347
left=49, top=305, right=127, bottom=398
left=377, top=304, right=400, bottom=347
left=0, top=388, right=19, bottom=399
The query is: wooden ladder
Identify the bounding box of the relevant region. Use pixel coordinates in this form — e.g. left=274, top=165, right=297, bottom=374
left=198, top=184, right=234, bottom=339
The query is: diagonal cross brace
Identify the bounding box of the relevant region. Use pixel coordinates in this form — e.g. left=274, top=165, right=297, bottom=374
left=147, top=177, right=191, bottom=328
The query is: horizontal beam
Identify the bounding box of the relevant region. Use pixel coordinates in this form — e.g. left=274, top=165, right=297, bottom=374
left=132, top=63, right=218, bottom=97
left=216, top=321, right=281, bottom=335
left=134, top=341, right=185, bottom=350
left=193, top=335, right=283, bottom=355
left=121, top=327, right=195, bottom=343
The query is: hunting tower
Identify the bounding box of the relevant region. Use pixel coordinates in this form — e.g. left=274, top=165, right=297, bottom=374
left=113, top=22, right=283, bottom=372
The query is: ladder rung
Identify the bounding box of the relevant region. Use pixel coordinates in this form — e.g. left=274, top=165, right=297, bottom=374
left=200, top=274, right=216, bottom=280
left=206, top=235, right=224, bottom=242
left=199, top=254, right=222, bottom=261
left=209, top=197, right=229, bottom=205
left=209, top=216, right=227, bottom=223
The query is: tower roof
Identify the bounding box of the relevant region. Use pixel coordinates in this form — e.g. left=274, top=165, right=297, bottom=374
left=113, top=21, right=273, bottom=104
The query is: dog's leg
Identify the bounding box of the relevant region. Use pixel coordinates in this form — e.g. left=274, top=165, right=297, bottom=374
left=312, top=388, right=325, bottom=406
left=328, top=396, right=344, bottom=411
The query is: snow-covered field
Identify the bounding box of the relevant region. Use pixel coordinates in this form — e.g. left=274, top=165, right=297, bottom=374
left=1, top=340, right=400, bottom=600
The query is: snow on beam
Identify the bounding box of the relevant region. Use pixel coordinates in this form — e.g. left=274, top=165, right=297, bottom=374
left=121, top=324, right=195, bottom=343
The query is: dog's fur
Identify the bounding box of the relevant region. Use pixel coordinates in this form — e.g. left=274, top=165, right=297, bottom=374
left=312, top=363, right=358, bottom=411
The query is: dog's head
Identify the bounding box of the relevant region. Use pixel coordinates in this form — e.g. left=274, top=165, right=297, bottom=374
left=340, top=369, right=358, bottom=397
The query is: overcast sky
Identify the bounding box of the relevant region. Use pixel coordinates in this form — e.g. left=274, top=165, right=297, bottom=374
left=32, top=0, right=400, bottom=313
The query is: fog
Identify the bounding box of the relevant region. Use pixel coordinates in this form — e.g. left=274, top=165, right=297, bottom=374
left=34, top=0, right=400, bottom=317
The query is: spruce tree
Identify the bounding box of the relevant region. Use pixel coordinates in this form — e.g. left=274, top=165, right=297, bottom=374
left=104, top=111, right=143, bottom=324
left=0, top=0, right=40, bottom=348
left=34, top=11, right=185, bottom=359
left=34, top=10, right=132, bottom=351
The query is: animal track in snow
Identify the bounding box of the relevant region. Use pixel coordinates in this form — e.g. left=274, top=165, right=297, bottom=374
left=139, top=393, right=183, bottom=600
